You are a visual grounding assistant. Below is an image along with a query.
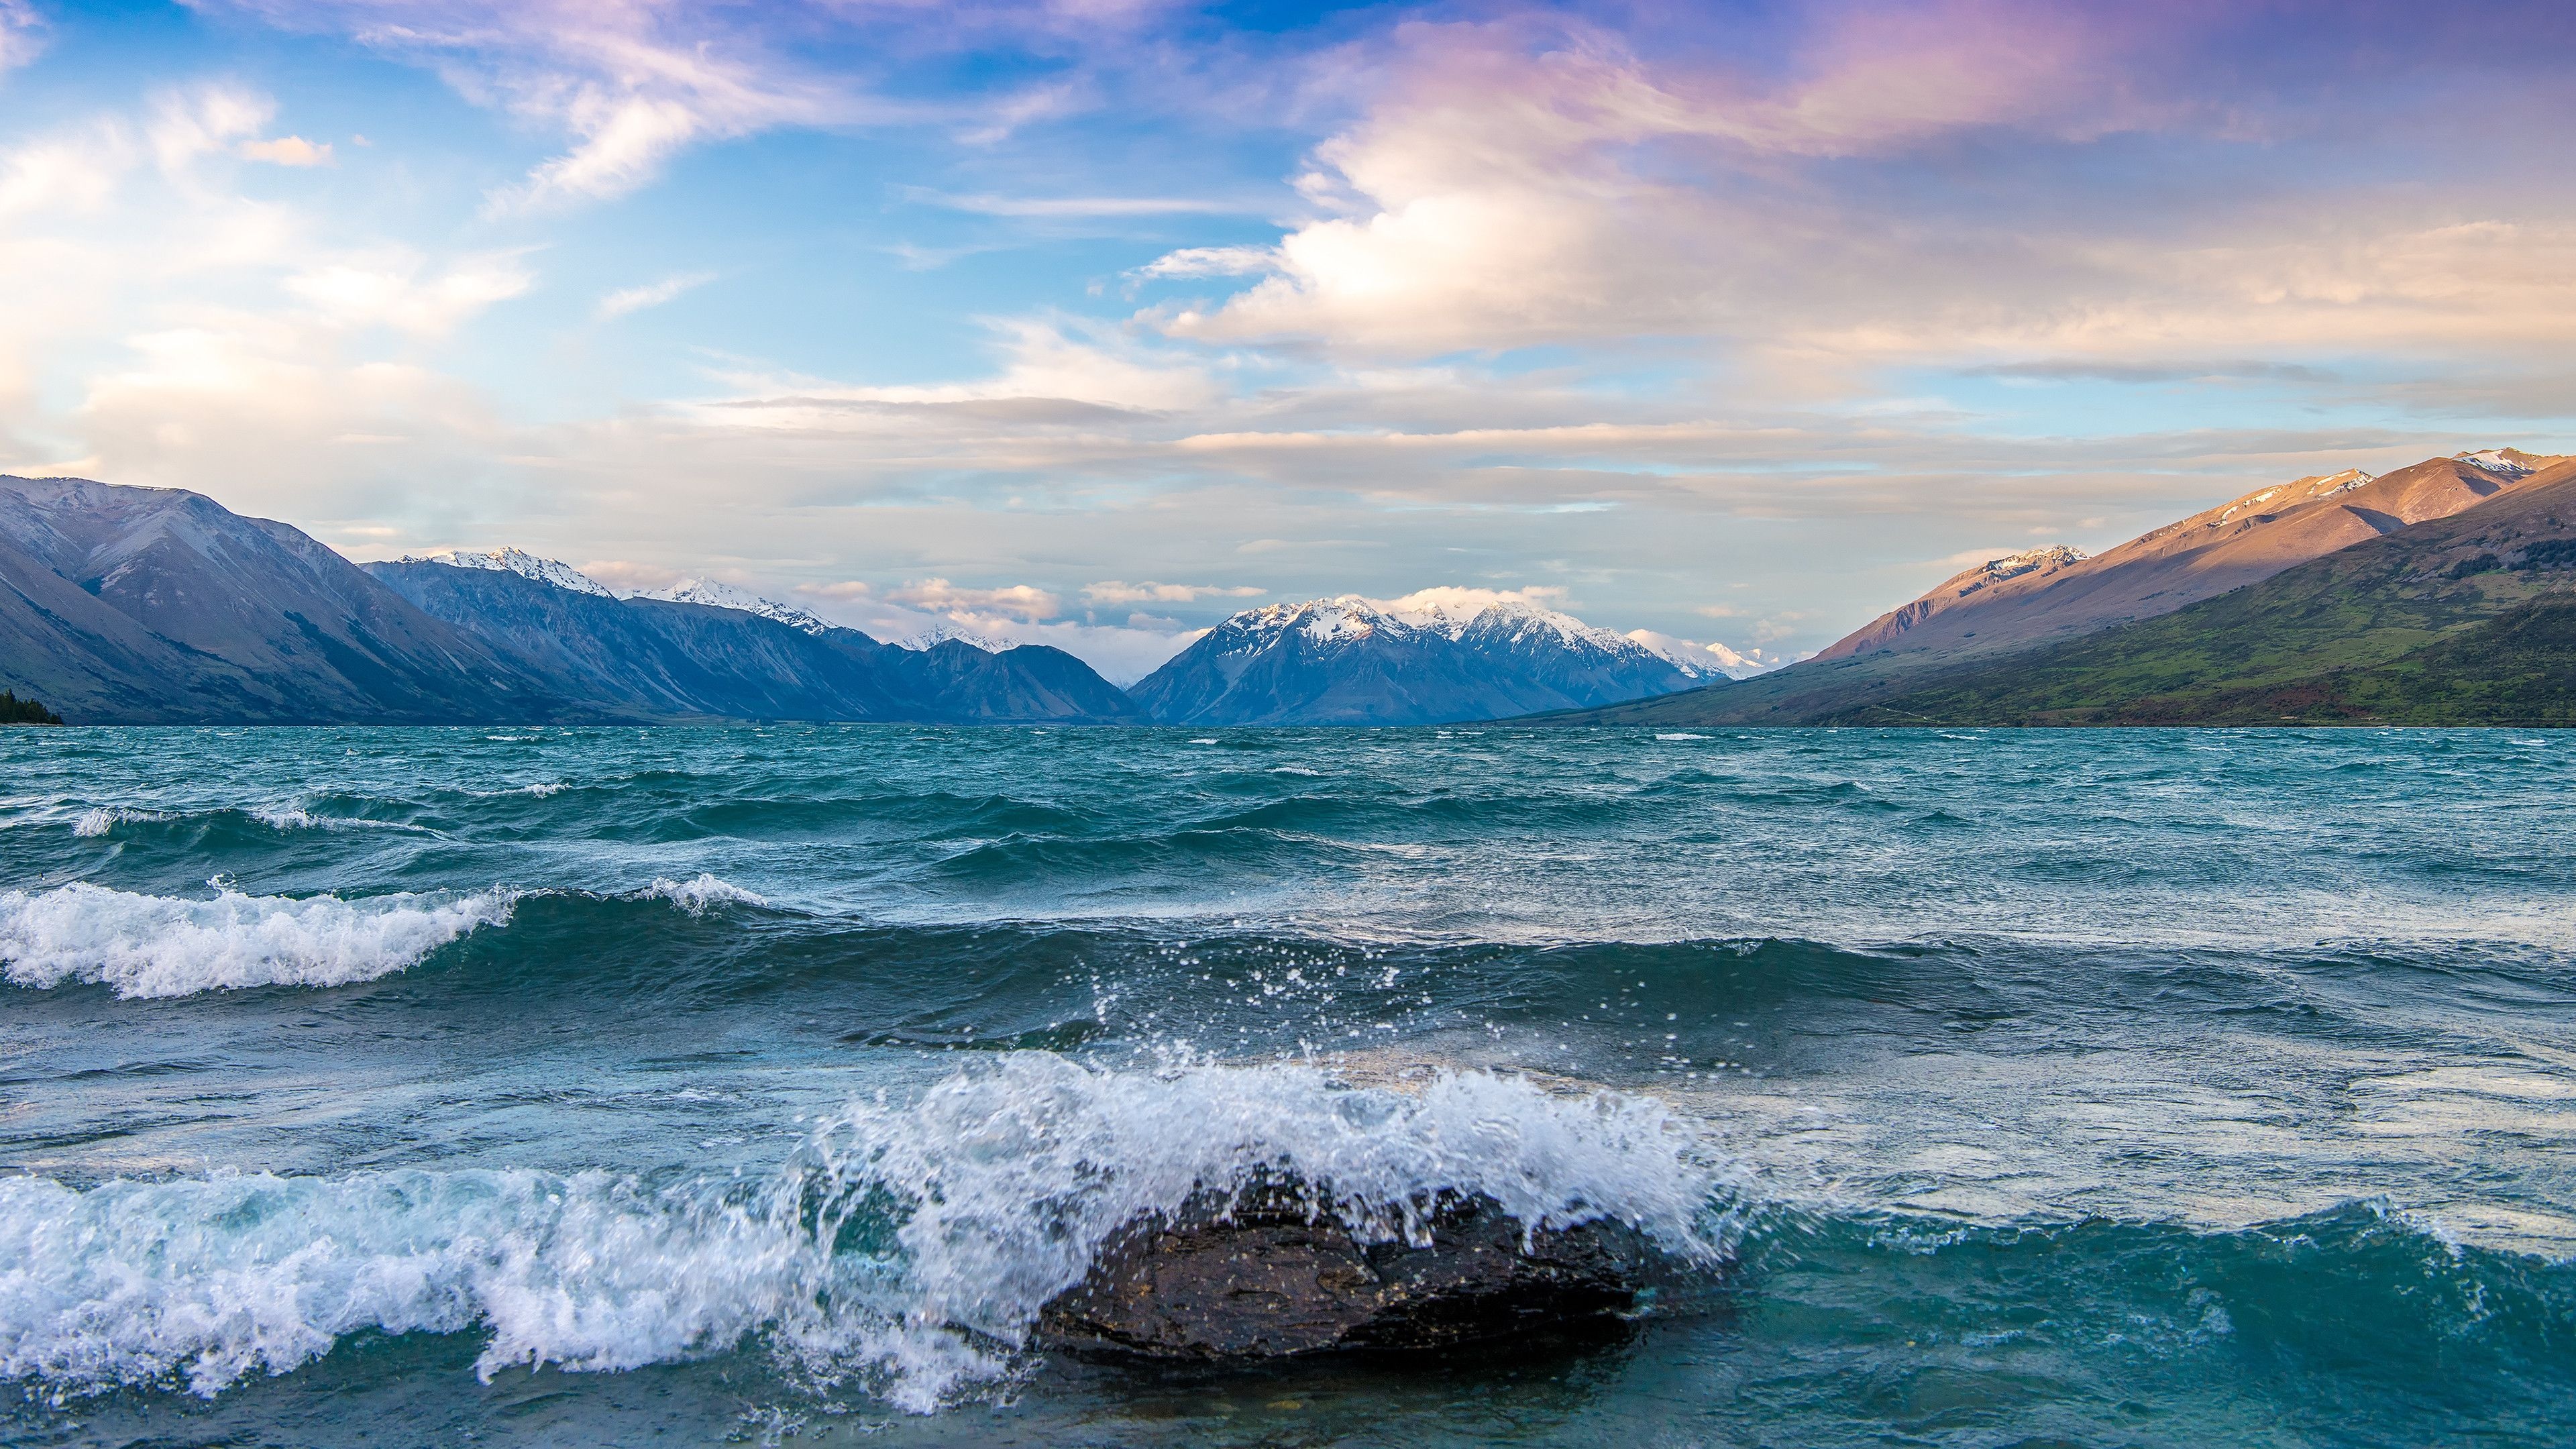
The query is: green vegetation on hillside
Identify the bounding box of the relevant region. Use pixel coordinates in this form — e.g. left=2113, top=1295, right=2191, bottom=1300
left=0, top=689, right=63, bottom=724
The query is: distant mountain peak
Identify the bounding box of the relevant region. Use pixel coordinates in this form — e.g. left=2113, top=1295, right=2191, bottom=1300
left=635, top=577, right=830, bottom=635
left=899, top=621, right=1019, bottom=653
left=1131, top=588, right=1710, bottom=724
left=401, top=547, right=612, bottom=598
left=1623, top=629, right=1775, bottom=680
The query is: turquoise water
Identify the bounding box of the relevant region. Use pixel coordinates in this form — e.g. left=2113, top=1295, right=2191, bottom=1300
left=1, top=726, right=2570, bottom=1446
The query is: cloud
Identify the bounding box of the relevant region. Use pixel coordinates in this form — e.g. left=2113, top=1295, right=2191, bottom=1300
left=1128, top=245, right=1278, bottom=281
left=0, top=0, right=44, bottom=76
left=283, top=252, right=533, bottom=335
left=1148, top=6, right=2576, bottom=373
left=703, top=316, right=1219, bottom=417
left=919, top=191, right=1252, bottom=217
left=210, top=1, right=865, bottom=211
left=1083, top=580, right=1265, bottom=604
left=1375, top=584, right=1568, bottom=614
left=148, top=85, right=274, bottom=174
left=239, top=135, right=333, bottom=166
left=887, top=577, right=1063, bottom=622
left=1623, top=629, right=1778, bottom=679
left=597, top=271, right=714, bottom=321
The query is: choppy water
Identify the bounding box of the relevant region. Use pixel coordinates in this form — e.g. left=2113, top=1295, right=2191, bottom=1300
left=1, top=725, right=2571, bottom=1447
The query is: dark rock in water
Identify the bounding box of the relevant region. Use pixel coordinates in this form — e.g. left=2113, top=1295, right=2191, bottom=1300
left=1037, top=1178, right=1654, bottom=1360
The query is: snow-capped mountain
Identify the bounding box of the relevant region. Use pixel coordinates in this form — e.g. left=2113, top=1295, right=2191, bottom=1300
left=397, top=547, right=614, bottom=598
left=1622, top=629, right=1776, bottom=680
left=898, top=621, right=1020, bottom=653
left=633, top=578, right=830, bottom=635
left=1127, top=591, right=1710, bottom=725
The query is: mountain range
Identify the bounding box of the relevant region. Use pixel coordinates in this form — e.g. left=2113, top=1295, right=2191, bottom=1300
left=0, top=475, right=1714, bottom=726
left=11, top=447, right=2572, bottom=729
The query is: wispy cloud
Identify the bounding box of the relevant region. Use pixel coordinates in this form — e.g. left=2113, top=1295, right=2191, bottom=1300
left=596, top=271, right=714, bottom=321
left=1083, top=580, right=1265, bottom=604
left=887, top=577, right=1062, bottom=622
left=239, top=135, right=332, bottom=166
left=914, top=191, right=1256, bottom=218
left=0, top=0, right=45, bottom=77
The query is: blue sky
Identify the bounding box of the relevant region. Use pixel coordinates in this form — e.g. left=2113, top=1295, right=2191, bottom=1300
left=3, top=1, right=2572, bottom=678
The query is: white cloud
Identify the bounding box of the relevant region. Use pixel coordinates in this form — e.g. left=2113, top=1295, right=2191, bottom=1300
left=148, top=85, right=273, bottom=174
left=1375, top=584, right=1568, bottom=614
left=240, top=135, right=333, bottom=166
left=704, top=316, right=1219, bottom=418
left=1128, top=244, right=1279, bottom=281
left=597, top=271, right=714, bottom=321
left=1083, top=580, right=1265, bottom=604
left=886, top=577, right=1063, bottom=622
left=282, top=252, right=533, bottom=335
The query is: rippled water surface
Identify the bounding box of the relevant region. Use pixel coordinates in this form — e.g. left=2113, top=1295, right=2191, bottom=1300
left=2, top=725, right=2571, bottom=1446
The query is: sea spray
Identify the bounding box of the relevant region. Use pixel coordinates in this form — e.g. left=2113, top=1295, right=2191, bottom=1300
left=0, top=1057, right=1736, bottom=1412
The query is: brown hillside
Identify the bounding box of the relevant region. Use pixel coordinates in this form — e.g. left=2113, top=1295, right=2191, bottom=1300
left=1819, top=449, right=2571, bottom=663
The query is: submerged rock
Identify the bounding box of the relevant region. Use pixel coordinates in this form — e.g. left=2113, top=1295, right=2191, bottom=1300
left=1036, top=1175, right=1656, bottom=1360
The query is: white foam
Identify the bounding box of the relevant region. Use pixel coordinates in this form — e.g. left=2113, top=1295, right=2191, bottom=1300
left=1654, top=733, right=1708, bottom=741
left=72, top=808, right=164, bottom=837
left=641, top=874, right=767, bottom=914
left=250, top=807, right=430, bottom=835
left=0, top=883, right=518, bottom=998
left=0, top=1057, right=1735, bottom=1411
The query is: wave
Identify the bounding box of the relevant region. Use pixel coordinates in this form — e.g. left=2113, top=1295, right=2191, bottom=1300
left=0, top=1057, right=1731, bottom=1412
left=250, top=806, right=434, bottom=834
left=72, top=807, right=168, bottom=837
left=640, top=873, right=768, bottom=914
left=0, top=882, right=519, bottom=998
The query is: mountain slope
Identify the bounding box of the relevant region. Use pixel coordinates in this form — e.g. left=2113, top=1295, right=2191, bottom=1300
left=898, top=638, right=1146, bottom=722
left=369, top=558, right=1143, bottom=723
left=368, top=561, right=924, bottom=722
left=1819, top=451, right=2567, bottom=664
left=1130, top=595, right=1707, bottom=725
left=1766, top=468, right=2576, bottom=726
left=1542, top=450, right=2576, bottom=728
left=0, top=476, right=566, bottom=724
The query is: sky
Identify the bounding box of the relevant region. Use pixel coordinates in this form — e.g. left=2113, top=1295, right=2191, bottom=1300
left=2, top=0, right=2573, bottom=680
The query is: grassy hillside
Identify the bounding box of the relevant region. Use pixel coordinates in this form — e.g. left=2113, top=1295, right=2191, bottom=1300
left=2118, top=594, right=2576, bottom=726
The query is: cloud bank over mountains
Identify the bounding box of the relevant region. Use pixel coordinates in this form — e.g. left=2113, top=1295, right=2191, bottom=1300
left=0, top=0, right=2571, bottom=671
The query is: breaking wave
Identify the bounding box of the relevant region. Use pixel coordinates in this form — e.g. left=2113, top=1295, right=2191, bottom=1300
left=0, top=1057, right=1733, bottom=1412
left=640, top=873, right=768, bottom=914
left=71, top=807, right=168, bottom=837
left=0, top=882, right=519, bottom=998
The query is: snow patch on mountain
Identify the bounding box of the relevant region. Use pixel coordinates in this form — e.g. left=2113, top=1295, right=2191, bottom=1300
left=898, top=621, right=1019, bottom=653
left=400, top=548, right=612, bottom=598
left=1623, top=630, right=1778, bottom=680
left=633, top=578, right=830, bottom=635
left=2459, top=449, right=2537, bottom=478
